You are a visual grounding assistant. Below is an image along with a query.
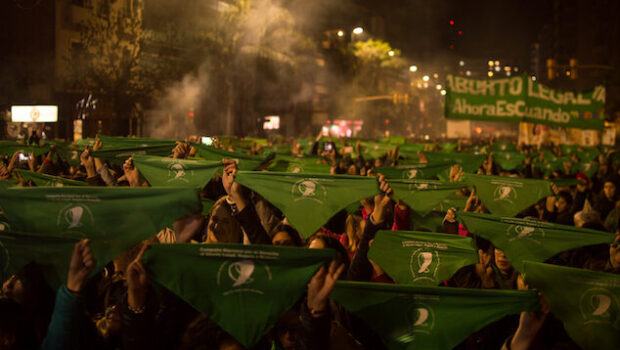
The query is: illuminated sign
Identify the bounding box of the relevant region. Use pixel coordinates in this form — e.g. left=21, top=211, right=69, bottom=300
left=11, top=105, right=58, bottom=122
left=263, top=115, right=280, bottom=130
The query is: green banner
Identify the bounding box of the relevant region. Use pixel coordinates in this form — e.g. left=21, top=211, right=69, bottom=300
left=331, top=281, right=539, bottom=350
left=12, top=169, right=87, bottom=187
left=577, top=162, right=599, bottom=178
left=132, top=155, right=221, bottom=188
left=0, top=187, right=200, bottom=238
left=388, top=180, right=463, bottom=217
left=375, top=162, right=454, bottom=180
left=91, top=145, right=175, bottom=166
left=142, top=243, right=334, bottom=348
left=463, top=174, right=552, bottom=217
left=368, top=230, right=478, bottom=286
left=192, top=143, right=274, bottom=171
left=445, top=75, right=605, bottom=130
left=523, top=261, right=620, bottom=350
left=234, top=172, right=379, bottom=237
left=458, top=212, right=615, bottom=271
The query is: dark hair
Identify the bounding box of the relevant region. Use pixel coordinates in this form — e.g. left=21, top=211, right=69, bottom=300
left=272, top=223, right=304, bottom=247
left=307, top=234, right=350, bottom=275
left=557, top=190, right=573, bottom=208
left=0, top=299, right=38, bottom=350
left=208, top=197, right=242, bottom=243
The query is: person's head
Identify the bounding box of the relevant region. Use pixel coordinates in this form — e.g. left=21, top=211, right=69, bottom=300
left=307, top=234, right=350, bottom=274
left=274, top=308, right=300, bottom=350
left=344, top=214, right=365, bottom=252
left=494, top=248, right=513, bottom=276
left=271, top=224, right=303, bottom=247
left=556, top=191, right=573, bottom=213
left=2, top=276, right=24, bottom=305
left=206, top=197, right=242, bottom=244
left=603, top=180, right=617, bottom=200
left=347, top=164, right=359, bottom=175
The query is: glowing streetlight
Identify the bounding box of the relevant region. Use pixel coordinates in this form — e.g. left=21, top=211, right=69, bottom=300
left=353, top=27, right=364, bottom=35
left=465, top=70, right=471, bottom=76
left=435, top=84, right=442, bottom=90
left=337, top=30, right=344, bottom=37
left=433, top=73, right=439, bottom=79
left=422, top=75, right=430, bottom=81
left=459, top=60, right=465, bottom=66
left=494, top=60, right=500, bottom=66
left=409, top=65, right=418, bottom=72
left=488, top=60, right=494, bottom=66
left=388, top=50, right=395, bottom=57
left=488, top=71, right=494, bottom=77
left=494, top=66, right=500, bottom=72
left=531, top=76, right=537, bottom=81
left=440, top=89, right=446, bottom=96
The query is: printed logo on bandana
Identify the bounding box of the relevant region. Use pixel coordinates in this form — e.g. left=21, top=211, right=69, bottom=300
left=167, top=161, right=192, bottom=183
left=409, top=249, right=440, bottom=283
left=583, top=163, right=591, bottom=171
left=506, top=225, right=545, bottom=244
left=292, top=179, right=327, bottom=204
left=57, top=203, right=94, bottom=234
left=493, top=185, right=517, bottom=203
left=46, top=180, right=64, bottom=187
left=505, top=153, right=511, bottom=160
left=217, top=259, right=272, bottom=296
left=409, top=302, right=435, bottom=334
left=291, top=166, right=303, bottom=173
left=579, top=288, right=620, bottom=329
left=71, top=150, right=79, bottom=160
left=0, top=222, right=10, bottom=231
left=0, top=239, right=9, bottom=275
left=402, top=168, right=425, bottom=179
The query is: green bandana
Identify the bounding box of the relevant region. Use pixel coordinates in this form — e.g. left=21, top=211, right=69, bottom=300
left=98, top=135, right=178, bottom=149
left=388, top=180, right=463, bottom=216
left=463, top=174, right=552, bottom=217
left=489, top=142, right=517, bottom=152
left=192, top=143, right=274, bottom=171
left=551, top=178, right=579, bottom=188
left=423, top=152, right=486, bottom=174
left=132, top=155, right=221, bottom=188
left=268, top=158, right=332, bottom=174
left=12, top=169, right=87, bottom=187
left=576, top=162, right=599, bottom=178
left=439, top=143, right=458, bottom=152
left=361, top=142, right=396, bottom=159
left=92, top=145, right=175, bottom=166
left=331, top=281, right=539, bottom=350
left=142, top=244, right=334, bottom=348
left=234, top=172, right=379, bottom=237
left=0, top=187, right=200, bottom=238
left=375, top=162, right=454, bottom=180
left=523, top=261, right=620, bottom=350
left=0, top=141, right=50, bottom=157
left=576, top=148, right=600, bottom=163
left=0, top=230, right=78, bottom=287
left=458, top=212, right=615, bottom=271
left=492, top=151, right=526, bottom=171
left=368, top=230, right=478, bottom=286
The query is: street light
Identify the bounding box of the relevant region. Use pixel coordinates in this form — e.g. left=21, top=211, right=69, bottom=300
left=353, top=27, right=364, bottom=35
left=409, top=65, right=418, bottom=72
left=422, top=75, right=430, bottom=81
left=435, top=84, right=442, bottom=90
left=440, top=89, right=446, bottom=96
left=388, top=50, right=395, bottom=57
left=459, top=60, right=465, bottom=66
left=488, top=60, right=494, bottom=66
left=337, top=30, right=344, bottom=37
left=488, top=71, right=494, bottom=77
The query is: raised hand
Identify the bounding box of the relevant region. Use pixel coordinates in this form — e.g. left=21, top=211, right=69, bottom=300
left=222, top=159, right=247, bottom=211
left=126, top=244, right=150, bottom=310
left=121, top=157, right=141, bottom=187
left=66, top=239, right=96, bottom=294
left=371, top=175, right=394, bottom=224
left=307, top=260, right=345, bottom=317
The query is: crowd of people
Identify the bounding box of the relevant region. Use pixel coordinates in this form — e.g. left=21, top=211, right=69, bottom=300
left=0, top=132, right=619, bottom=350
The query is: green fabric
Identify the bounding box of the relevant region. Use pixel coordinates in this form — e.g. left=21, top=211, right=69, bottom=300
left=489, top=142, right=517, bottom=152
left=0, top=186, right=200, bottom=238
left=576, top=148, right=600, bottom=163
left=192, top=143, right=274, bottom=171
left=576, top=162, right=599, bottom=178
left=0, top=140, right=50, bottom=157
left=378, top=136, right=406, bottom=145
left=12, top=169, right=87, bottom=187
left=142, top=243, right=334, bottom=348
left=268, top=158, right=331, bottom=174
left=235, top=172, right=379, bottom=237
left=492, top=151, right=526, bottom=171
left=439, top=143, right=457, bottom=152
left=458, top=212, right=615, bottom=271
left=368, top=230, right=478, bottom=286
left=201, top=198, right=216, bottom=216
left=388, top=180, right=462, bottom=216
left=98, top=135, right=177, bottom=149
left=410, top=211, right=444, bottom=232
left=360, top=142, right=395, bottom=159
left=523, top=261, right=620, bottom=350
left=331, top=281, right=539, bottom=350
left=54, top=144, right=82, bottom=166
left=0, top=230, right=79, bottom=287
left=92, top=145, right=175, bottom=166
left=534, top=160, right=563, bottom=177
left=463, top=174, right=552, bottom=217
left=445, top=74, right=605, bottom=130
left=132, top=155, right=221, bottom=188
left=375, top=162, right=454, bottom=180
left=560, top=145, right=579, bottom=155
left=423, top=151, right=486, bottom=174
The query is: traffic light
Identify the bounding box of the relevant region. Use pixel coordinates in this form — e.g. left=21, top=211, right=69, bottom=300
left=546, top=58, right=556, bottom=80
left=569, top=58, right=578, bottom=79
